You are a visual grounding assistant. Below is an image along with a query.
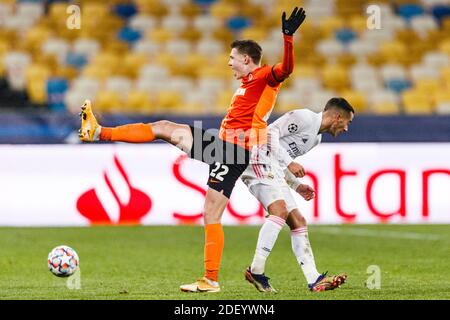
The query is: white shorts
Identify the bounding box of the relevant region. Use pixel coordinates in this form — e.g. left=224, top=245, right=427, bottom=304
left=241, top=160, right=298, bottom=213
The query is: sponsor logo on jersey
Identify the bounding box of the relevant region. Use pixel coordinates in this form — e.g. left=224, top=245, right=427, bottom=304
left=234, top=88, right=246, bottom=96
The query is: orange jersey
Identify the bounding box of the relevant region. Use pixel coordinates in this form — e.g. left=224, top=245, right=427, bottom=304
left=219, top=65, right=282, bottom=150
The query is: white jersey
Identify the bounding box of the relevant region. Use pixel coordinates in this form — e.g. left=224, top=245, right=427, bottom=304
left=268, top=109, right=322, bottom=169
left=241, top=109, right=323, bottom=212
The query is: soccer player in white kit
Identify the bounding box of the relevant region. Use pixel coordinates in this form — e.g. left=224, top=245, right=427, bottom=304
left=241, top=97, right=354, bottom=292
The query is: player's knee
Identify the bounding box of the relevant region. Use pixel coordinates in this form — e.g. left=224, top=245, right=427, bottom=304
left=268, top=200, right=289, bottom=220
left=288, top=209, right=307, bottom=229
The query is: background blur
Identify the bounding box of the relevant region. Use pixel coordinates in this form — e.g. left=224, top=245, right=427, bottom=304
left=0, top=0, right=449, bottom=143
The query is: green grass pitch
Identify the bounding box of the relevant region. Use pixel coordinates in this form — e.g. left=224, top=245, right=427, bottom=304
left=0, top=225, right=449, bottom=300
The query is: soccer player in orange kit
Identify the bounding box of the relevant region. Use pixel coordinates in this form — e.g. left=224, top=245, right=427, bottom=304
left=79, top=6, right=306, bottom=293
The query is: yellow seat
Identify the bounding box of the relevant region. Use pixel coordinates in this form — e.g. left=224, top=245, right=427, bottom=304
left=178, top=53, right=209, bottom=78
left=441, top=67, right=450, bottom=89
left=82, top=64, right=112, bottom=80
left=319, top=16, right=345, bottom=37
left=293, top=64, right=317, bottom=78
left=24, top=27, right=51, bottom=54
left=322, top=64, right=349, bottom=91
left=25, top=64, right=52, bottom=104
left=433, top=90, right=450, bottom=106
left=379, top=41, right=407, bottom=63
left=340, top=90, right=367, bottom=113
left=118, top=53, right=148, bottom=78
left=349, top=15, right=367, bottom=32
left=92, top=52, right=120, bottom=68
left=214, top=89, right=234, bottom=114
left=402, top=90, right=434, bottom=114
left=95, top=91, right=123, bottom=113
left=156, top=90, right=182, bottom=111
left=210, top=1, right=236, bottom=21
left=414, top=79, right=440, bottom=96
left=180, top=2, right=201, bottom=18
left=371, top=101, right=400, bottom=115
left=439, top=39, right=450, bottom=56
left=155, top=52, right=178, bottom=74
left=126, top=90, right=154, bottom=114
left=147, top=27, right=173, bottom=44
left=241, top=27, right=267, bottom=42
left=136, top=0, right=168, bottom=17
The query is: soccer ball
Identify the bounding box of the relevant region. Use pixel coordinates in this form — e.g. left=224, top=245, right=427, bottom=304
left=47, top=245, right=79, bottom=277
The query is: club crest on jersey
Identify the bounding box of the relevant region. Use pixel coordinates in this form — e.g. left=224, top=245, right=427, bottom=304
left=288, top=123, right=298, bottom=133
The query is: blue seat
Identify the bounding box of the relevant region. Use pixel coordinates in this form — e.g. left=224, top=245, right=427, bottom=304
left=226, top=16, right=252, bottom=32
left=385, top=79, right=412, bottom=94
left=117, top=26, right=141, bottom=44
left=114, top=3, right=138, bottom=19
left=335, top=28, right=357, bottom=45
left=65, top=52, right=87, bottom=69
left=193, top=0, right=217, bottom=6
left=398, top=4, right=424, bottom=20
left=47, top=77, right=68, bottom=112
left=431, top=5, right=450, bottom=23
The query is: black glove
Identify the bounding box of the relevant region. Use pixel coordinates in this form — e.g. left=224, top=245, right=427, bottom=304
left=282, top=7, right=306, bottom=36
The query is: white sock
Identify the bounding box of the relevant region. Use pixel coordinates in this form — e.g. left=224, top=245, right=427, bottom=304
left=250, top=215, right=285, bottom=274
left=291, top=227, right=321, bottom=284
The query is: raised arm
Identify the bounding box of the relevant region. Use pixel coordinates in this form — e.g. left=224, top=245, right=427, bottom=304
left=270, top=7, right=306, bottom=83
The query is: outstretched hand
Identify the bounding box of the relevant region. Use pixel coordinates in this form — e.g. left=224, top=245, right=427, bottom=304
left=282, top=7, right=306, bottom=36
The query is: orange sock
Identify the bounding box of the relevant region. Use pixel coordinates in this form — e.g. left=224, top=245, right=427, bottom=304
left=100, top=123, right=155, bottom=142
left=204, top=223, right=224, bottom=282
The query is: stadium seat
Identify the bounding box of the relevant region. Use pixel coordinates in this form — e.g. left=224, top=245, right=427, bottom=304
left=166, top=76, right=195, bottom=94
left=402, top=90, right=434, bottom=114
left=117, top=26, right=142, bottom=44
left=95, top=90, right=123, bottom=113
left=322, top=64, right=349, bottom=91
left=156, top=90, right=182, bottom=111
left=162, top=13, right=189, bottom=34
left=26, top=64, right=51, bottom=104
left=4, top=51, right=31, bottom=90
left=73, top=38, right=100, bottom=59
left=126, top=90, right=154, bottom=114
left=132, top=40, right=161, bottom=57
left=398, top=4, right=425, bottom=21
left=105, top=76, right=133, bottom=99
left=310, top=90, right=337, bottom=113
left=72, top=77, right=101, bottom=99
left=341, top=89, right=367, bottom=112
left=380, top=63, right=407, bottom=81
left=386, top=79, right=412, bottom=94
left=410, top=64, right=440, bottom=81
left=165, top=40, right=192, bottom=56
left=41, top=38, right=70, bottom=65
left=422, top=52, right=450, bottom=69
left=316, top=39, right=345, bottom=63
left=410, top=15, right=438, bottom=37
left=372, top=101, right=400, bottom=114
left=129, top=14, right=158, bottom=34
left=193, top=14, right=221, bottom=33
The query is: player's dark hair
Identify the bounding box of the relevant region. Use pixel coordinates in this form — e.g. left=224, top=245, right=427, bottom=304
left=230, top=39, right=262, bottom=65
left=324, top=97, right=355, bottom=114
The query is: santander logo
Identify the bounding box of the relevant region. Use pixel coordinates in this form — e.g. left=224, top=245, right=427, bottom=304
left=76, top=155, right=152, bottom=225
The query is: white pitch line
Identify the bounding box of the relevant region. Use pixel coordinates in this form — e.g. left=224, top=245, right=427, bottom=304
left=313, top=227, right=443, bottom=241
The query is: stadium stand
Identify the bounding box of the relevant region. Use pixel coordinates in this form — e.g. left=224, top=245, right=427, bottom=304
left=0, top=0, right=449, bottom=116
